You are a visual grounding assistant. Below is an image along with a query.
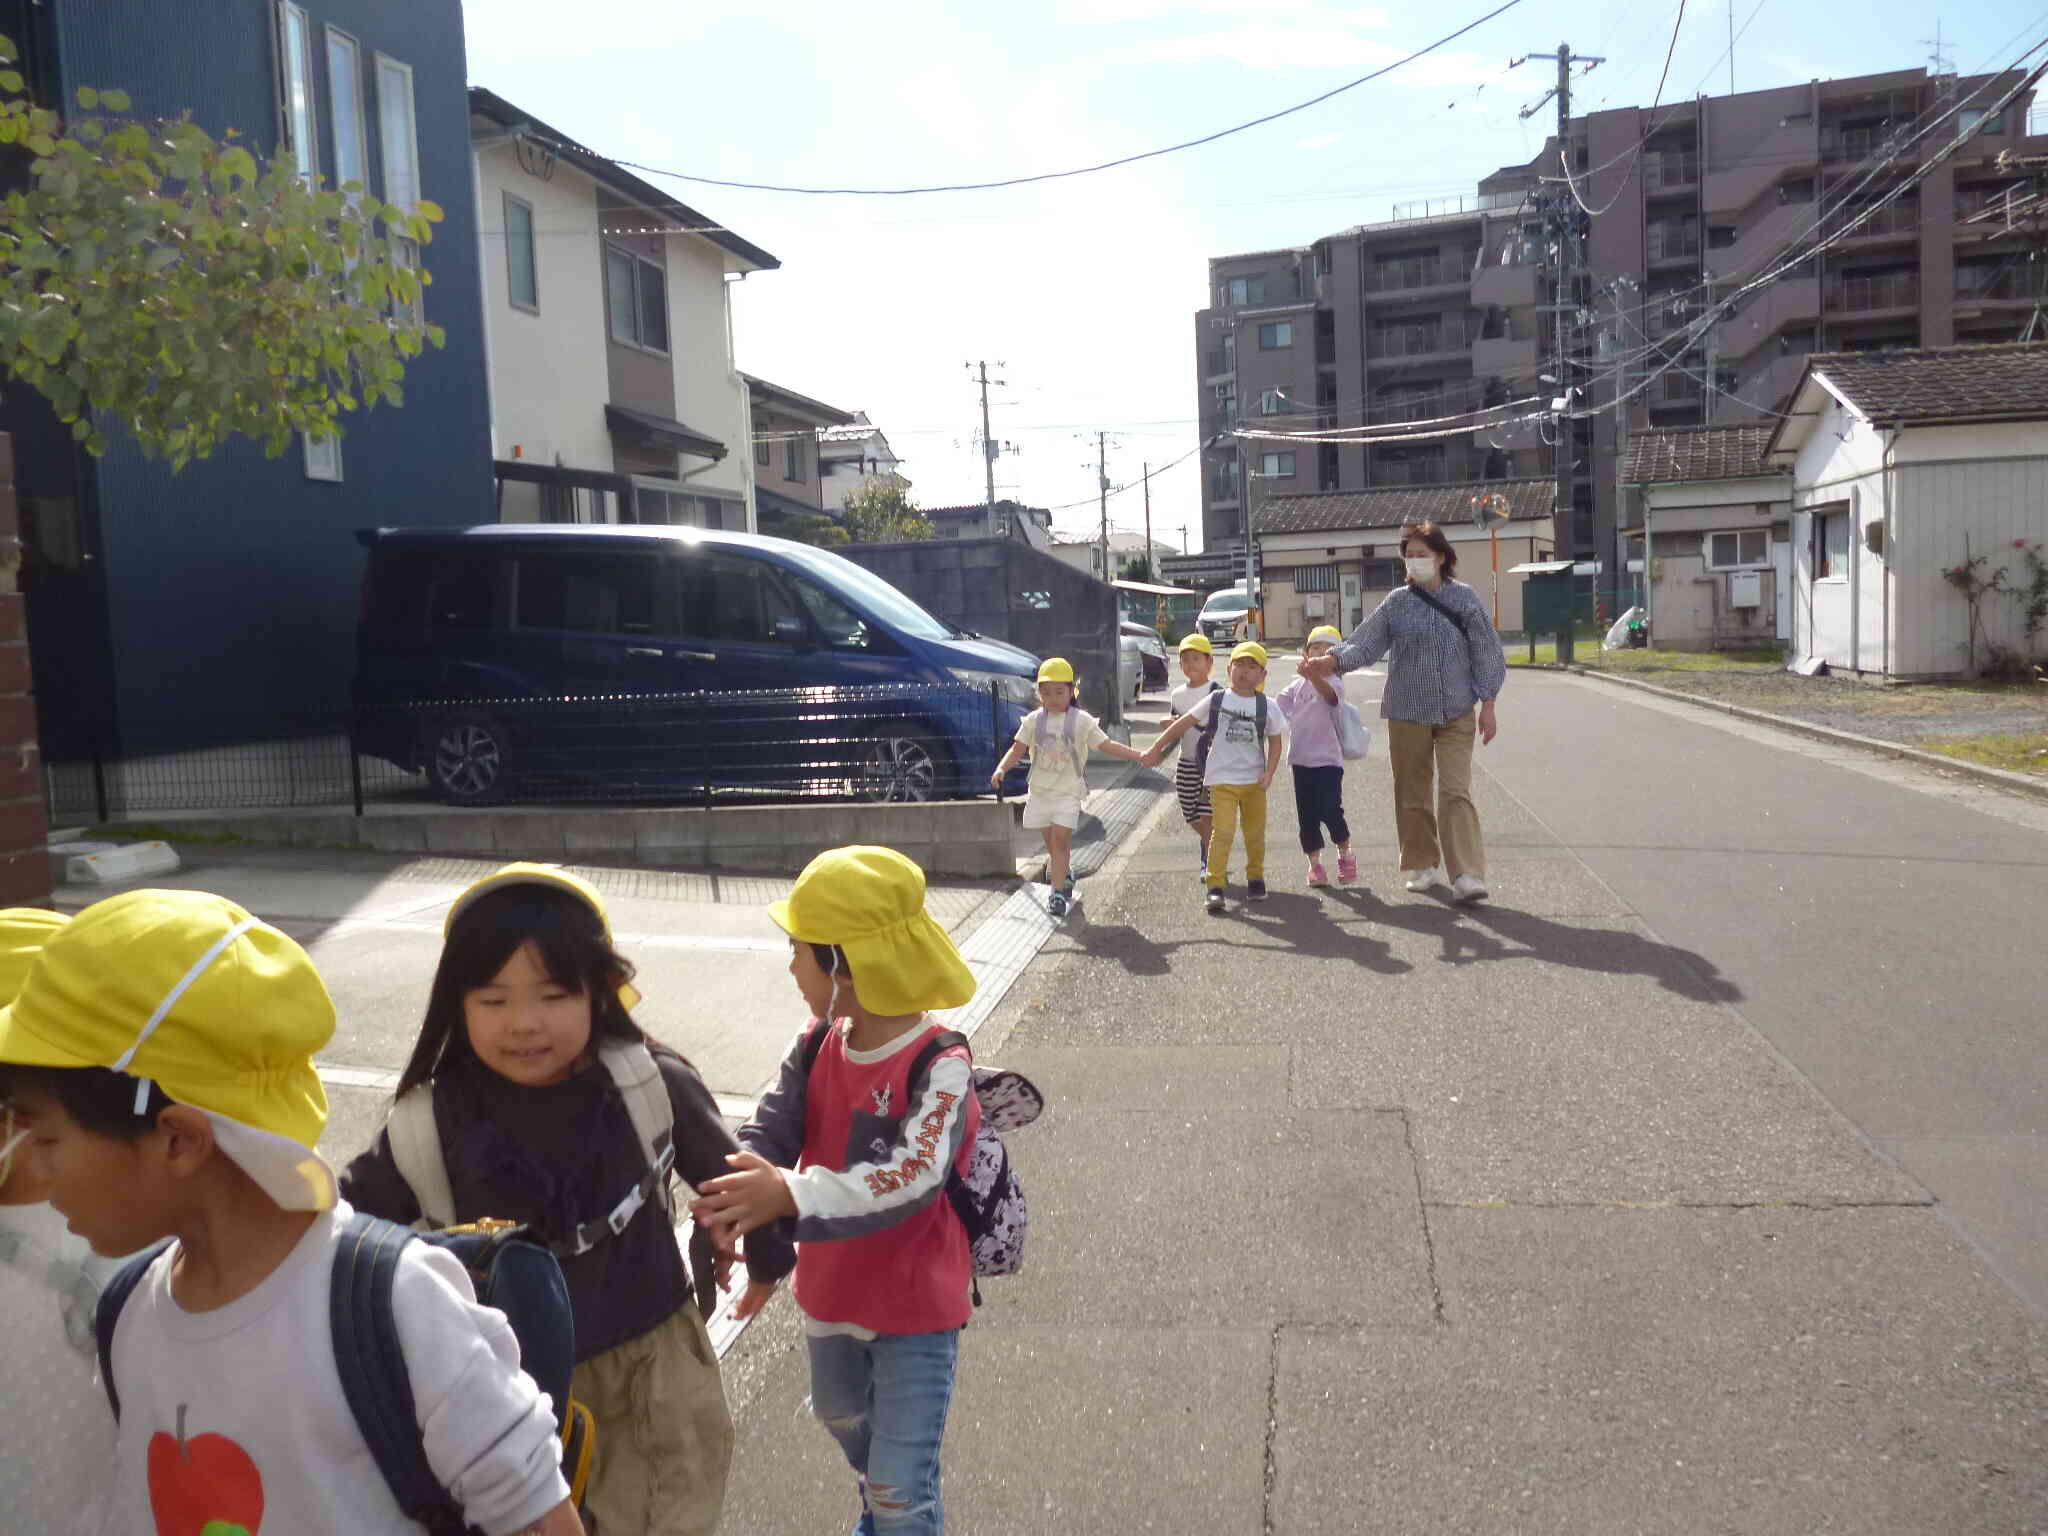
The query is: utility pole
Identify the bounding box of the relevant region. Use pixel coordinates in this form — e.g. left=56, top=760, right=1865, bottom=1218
left=1611, top=279, right=1637, bottom=617
left=1096, top=431, right=1110, bottom=582
left=969, top=361, right=1003, bottom=537
left=1178, top=524, right=1189, bottom=554
left=1701, top=274, right=1717, bottom=425
left=1141, top=463, right=1153, bottom=582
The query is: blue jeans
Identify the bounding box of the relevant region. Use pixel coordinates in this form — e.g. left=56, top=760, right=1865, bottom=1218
left=806, top=1328, right=961, bottom=1536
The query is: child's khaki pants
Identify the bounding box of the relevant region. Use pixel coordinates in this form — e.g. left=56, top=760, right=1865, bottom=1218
left=1207, top=782, right=1268, bottom=887
left=572, top=1302, right=732, bottom=1536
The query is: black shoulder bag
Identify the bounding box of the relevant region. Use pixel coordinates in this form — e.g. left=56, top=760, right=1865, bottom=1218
left=1406, top=581, right=1472, bottom=656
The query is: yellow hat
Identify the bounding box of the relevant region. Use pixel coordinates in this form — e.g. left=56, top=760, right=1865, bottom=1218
left=768, top=847, right=976, bottom=1017
left=443, top=863, right=641, bottom=1011
left=1305, top=625, right=1343, bottom=648
left=0, top=908, right=67, bottom=1002
left=1176, top=633, right=1213, bottom=655
left=1230, top=641, right=1270, bottom=667
left=0, top=890, right=338, bottom=1212
left=1036, top=657, right=1075, bottom=684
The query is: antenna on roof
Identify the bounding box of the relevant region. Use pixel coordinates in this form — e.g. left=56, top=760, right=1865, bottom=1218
left=1921, top=22, right=1957, bottom=104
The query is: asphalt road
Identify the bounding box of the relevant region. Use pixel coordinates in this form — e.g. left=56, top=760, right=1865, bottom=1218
left=719, top=659, right=2047, bottom=1534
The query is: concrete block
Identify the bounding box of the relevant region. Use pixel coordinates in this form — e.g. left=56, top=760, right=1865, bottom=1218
left=557, top=812, right=626, bottom=857
left=357, top=817, right=428, bottom=854
left=488, top=813, right=565, bottom=858
left=50, top=840, right=118, bottom=885
left=634, top=810, right=704, bottom=862
left=65, top=841, right=181, bottom=886
left=634, top=842, right=703, bottom=871
left=425, top=816, right=497, bottom=855
left=700, top=805, right=784, bottom=850
left=285, top=814, right=358, bottom=849
left=703, top=843, right=793, bottom=874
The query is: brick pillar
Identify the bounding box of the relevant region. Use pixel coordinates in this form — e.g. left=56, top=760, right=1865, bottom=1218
left=0, top=433, right=50, bottom=906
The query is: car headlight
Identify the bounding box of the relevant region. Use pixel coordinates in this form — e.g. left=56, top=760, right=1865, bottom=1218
left=949, top=668, right=1037, bottom=708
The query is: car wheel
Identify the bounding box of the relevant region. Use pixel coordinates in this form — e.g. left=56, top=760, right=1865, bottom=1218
left=427, top=710, right=514, bottom=805
left=857, top=728, right=949, bottom=802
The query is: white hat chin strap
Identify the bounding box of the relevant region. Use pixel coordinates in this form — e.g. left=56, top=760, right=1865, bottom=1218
left=111, top=917, right=259, bottom=1115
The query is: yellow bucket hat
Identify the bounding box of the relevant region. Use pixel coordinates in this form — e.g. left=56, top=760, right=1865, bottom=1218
left=1305, top=625, right=1343, bottom=649
left=0, top=890, right=337, bottom=1211
left=1176, top=633, right=1213, bottom=655
left=1036, top=657, right=1075, bottom=684
left=1230, top=640, right=1270, bottom=667
left=768, top=847, right=976, bottom=1017
left=443, top=862, right=641, bottom=1010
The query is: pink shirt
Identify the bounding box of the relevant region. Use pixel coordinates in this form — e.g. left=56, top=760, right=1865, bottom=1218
left=1276, top=676, right=1345, bottom=768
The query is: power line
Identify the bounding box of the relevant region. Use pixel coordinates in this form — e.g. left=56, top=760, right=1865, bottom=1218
left=601, top=1, right=1528, bottom=197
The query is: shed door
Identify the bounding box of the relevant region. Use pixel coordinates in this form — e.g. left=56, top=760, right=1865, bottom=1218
left=1772, top=538, right=1792, bottom=643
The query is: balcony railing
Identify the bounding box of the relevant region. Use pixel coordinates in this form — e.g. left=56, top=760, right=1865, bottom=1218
left=1958, top=266, right=2047, bottom=302
left=1646, top=223, right=1702, bottom=262
left=1386, top=190, right=1524, bottom=222
left=1829, top=272, right=1918, bottom=312
left=1202, top=348, right=1232, bottom=378
left=1366, top=319, right=1476, bottom=359
left=1644, top=150, right=1700, bottom=191
left=1655, top=373, right=1704, bottom=404
left=1822, top=124, right=1897, bottom=163
left=1372, top=456, right=1453, bottom=487
left=1370, top=392, right=1460, bottom=424
left=1367, top=256, right=1455, bottom=292
left=1829, top=200, right=1919, bottom=240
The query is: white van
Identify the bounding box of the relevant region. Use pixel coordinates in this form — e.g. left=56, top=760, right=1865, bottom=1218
left=1196, top=585, right=1253, bottom=645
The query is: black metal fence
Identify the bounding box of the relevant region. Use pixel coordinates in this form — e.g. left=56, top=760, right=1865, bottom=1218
left=48, top=682, right=1023, bottom=822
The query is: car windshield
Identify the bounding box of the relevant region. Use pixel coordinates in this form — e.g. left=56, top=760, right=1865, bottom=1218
left=775, top=544, right=954, bottom=640
left=1203, top=592, right=1250, bottom=615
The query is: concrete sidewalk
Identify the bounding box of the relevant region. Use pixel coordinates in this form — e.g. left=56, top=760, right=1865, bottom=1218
left=718, top=665, right=2047, bottom=1534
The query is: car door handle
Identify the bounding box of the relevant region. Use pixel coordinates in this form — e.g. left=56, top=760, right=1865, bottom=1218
left=674, top=650, right=717, bottom=662
left=626, top=647, right=665, bottom=658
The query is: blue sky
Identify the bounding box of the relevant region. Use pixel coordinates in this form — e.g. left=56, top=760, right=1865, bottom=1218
left=462, top=0, right=2048, bottom=547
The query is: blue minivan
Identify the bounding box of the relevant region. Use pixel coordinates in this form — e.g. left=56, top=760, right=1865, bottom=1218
left=354, top=524, right=1039, bottom=803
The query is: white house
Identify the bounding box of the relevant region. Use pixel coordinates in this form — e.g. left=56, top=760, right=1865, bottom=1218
left=1765, top=344, right=2048, bottom=678
left=470, top=89, right=777, bottom=529
left=1048, top=532, right=1177, bottom=581
left=818, top=414, right=908, bottom=512
left=1623, top=424, right=1793, bottom=650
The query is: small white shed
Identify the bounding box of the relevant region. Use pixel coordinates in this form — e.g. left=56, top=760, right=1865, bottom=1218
left=1623, top=424, right=1793, bottom=651
left=1765, top=344, right=2048, bottom=678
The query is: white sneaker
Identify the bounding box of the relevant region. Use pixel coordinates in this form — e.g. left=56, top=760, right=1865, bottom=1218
left=1452, top=873, right=1490, bottom=904
left=1402, top=867, right=1442, bottom=892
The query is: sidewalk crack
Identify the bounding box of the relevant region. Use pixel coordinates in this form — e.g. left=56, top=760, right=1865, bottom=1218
left=1262, top=1323, right=1281, bottom=1536
left=1399, top=1109, right=1449, bottom=1326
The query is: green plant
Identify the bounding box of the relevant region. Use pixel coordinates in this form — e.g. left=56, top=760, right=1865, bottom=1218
left=841, top=482, right=934, bottom=543
left=0, top=33, right=444, bottom=468
left=1942, top=542, right=2010, bottom=675
left=2006, top=537, right=2048, bottom=657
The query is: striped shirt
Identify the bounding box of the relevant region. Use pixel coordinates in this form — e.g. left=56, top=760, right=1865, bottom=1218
left=1333, top=579, right=1507, bottom=725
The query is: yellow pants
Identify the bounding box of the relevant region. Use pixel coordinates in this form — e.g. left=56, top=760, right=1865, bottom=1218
left=571, top=1303, right=733, bottom=1536
left=1207, top=782, right=1268, bottom=888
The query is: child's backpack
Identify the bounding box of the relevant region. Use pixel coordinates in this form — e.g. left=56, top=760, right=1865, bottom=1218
left=95, top=1212, right=593, bottom=1535
left=1194, top=687, right=1264, bottom=772
left=1029, top=705, right=1081, bottom=770
left=800, top=1023, right=1043, bottom=1302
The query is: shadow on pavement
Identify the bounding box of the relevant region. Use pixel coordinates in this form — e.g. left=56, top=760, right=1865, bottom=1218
left=1311, top=887, right=1744, bottom=1004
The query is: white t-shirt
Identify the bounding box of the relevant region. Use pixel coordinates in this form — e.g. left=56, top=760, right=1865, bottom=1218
left=1183, top=690, right=1287, bottom=786
left=1016, top=706, right=1108, bottom=801
left=0, top=1202, right=117, bottom=1536
left=100, top=1201, right=568, bottom=1536
left=1169, top=681, right=1222, bottom=755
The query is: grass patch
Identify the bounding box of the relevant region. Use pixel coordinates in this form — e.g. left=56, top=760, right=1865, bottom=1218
left=1507, top=641, right=1784, bottom=671
left=1921, top=732, right=2048, bottom=777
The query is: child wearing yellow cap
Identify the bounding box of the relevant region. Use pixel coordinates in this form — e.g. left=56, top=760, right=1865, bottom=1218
left=1276, top=625, right=1359, bottom=887
left=1168, top=634, right=1222, bottom=871
left=989, top=657, right=1152, bottom=917
left=692, top=846, right=981, bottom=1536
left=343, top=863, right=793, bottom=1536
left=0, top=907, right=119, bottom=1536
left=1145, top=641, right=1289, bottom=914
left=0, top=889, right=582, bottom=1536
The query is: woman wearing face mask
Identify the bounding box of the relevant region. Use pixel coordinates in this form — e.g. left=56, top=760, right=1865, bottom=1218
left=1298, top=520, right=1507, bottom=903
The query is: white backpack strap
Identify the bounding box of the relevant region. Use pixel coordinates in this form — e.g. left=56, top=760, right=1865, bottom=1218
left=600, top=1040, right=677, bottom=1186
left=385, top=1086, right=457, bottom=1229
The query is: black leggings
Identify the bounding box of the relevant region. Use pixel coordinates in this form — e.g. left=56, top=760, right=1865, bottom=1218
left=1292, top=764, right=1350, bottom=854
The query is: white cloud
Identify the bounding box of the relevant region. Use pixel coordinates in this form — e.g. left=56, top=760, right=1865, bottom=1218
left=1142, top=26, right=1497, bottom=86
left=1295, top=131, right=1343, bottom=150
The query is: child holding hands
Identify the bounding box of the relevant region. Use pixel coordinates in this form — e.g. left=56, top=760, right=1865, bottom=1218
left=1275, top=624, right=1358, bottom=887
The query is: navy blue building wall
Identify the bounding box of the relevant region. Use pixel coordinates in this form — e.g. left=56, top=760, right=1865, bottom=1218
left=41, top=0, right=491, bottom=749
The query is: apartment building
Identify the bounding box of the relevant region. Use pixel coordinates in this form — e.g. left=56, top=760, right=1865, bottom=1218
left=1196, top=64, right=2048, bottom=563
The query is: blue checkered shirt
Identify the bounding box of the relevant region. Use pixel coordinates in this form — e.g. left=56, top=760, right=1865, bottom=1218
left=1333, top=579, right=1507, bottom=725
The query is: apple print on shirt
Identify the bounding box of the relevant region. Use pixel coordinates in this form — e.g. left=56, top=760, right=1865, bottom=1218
left=148, top=1405, right=264, bottom=1536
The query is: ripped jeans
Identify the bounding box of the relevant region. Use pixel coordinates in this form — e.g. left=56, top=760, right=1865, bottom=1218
left=806, top=1327, right=961, bottom=1536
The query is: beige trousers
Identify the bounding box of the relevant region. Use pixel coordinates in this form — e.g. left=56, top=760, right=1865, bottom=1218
left=1385, top=712, right=1484, bottom=878
left=572, top=1303, right=733, bottom=1536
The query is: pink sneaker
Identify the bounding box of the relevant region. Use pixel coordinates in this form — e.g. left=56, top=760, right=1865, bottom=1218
left=1337, top=853, right=1358, bottom=885
left=1306, top=859, right=1329, bottom=887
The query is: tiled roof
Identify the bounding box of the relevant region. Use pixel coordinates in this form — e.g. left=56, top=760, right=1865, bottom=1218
left=1807, top=342, right=2048, bottom=426
left=1623, top=424, right=1780, bottom=485
left=1256, top=478, right=1554, bottom=536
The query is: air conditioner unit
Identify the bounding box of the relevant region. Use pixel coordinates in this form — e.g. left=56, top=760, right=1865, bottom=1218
left=1303, top=594, right=1328, bottom=620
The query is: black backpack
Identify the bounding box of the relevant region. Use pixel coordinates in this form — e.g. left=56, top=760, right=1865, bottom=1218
left=1194, top=687, right=1266, bottom=772
left=96, top=1213, right=592, bottom=1534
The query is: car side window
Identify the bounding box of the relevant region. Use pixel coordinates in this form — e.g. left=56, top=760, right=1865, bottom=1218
left=515, top=554, right=669, bottom=635
left=789, top=576, right=873, bottom=649
left=679, top=552, right=804, bottom=643
left=427, top=553, right=501, bottom=630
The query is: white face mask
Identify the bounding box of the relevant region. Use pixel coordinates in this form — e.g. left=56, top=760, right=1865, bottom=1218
left=1404, top=554, right=1438, bottom=582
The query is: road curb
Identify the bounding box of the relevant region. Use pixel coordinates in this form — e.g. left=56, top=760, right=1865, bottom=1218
left=1562, top=664, right=2048, bottom=804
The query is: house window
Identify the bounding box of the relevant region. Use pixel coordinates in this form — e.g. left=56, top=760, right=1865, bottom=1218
left=1258, top=389, right=1289, bottom=416
left=1223, top=274, right=1267, bottom=306
left=1259, top=321, right=1293, bottom=349
left=1814, top=508, right=1850, bottom=580
left=324, top=29, right=366, bottom=194
left=1260, top=452, right=1296, bottom=478
left=754, top=436, right=771, bottom=468
left=785, top=434, right=805, bottom=482
left=1707, top=529, right=1770, bottom=569
left=375, top=55, right=420, bottom=207
left=605, top=245, right=669, bottom=352
left=1293, top=563, right=1339, bottom=593
left=275, top=3, right=318, bottom=187
left=303, top=433, right=342, bottom=482
left=504, top=194, right=538, bottom=310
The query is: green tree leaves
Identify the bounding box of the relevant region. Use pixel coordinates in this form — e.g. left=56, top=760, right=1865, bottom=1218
left=841, top=482, right=934, bottom=543
left=0, top=33, right=445, bottom=469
